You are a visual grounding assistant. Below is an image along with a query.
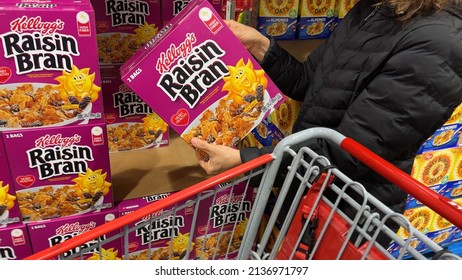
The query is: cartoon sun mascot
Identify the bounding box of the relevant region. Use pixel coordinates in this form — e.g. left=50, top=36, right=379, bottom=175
left=222, top=58, right=268, bottom=105
left=142, top=112, right=168, bottom=140
left=134, top=21, right=159, bottom=45
left=72, top=168, right=111, bottom=205
left=87, top=247, right=121, bottom=260
left=0, top=182, right=16, bottom=217
left=54, top=65, right=101, bottom=108
left=167, top=232, right=194, bottom=259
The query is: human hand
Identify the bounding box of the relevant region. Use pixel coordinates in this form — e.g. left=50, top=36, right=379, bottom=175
left=225, top=20, right=270, bottom=62
left=190, top=137, right=242, bottom=175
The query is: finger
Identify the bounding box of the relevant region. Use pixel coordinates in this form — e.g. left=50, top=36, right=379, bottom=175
left=190, top=137, right=211, bottom=153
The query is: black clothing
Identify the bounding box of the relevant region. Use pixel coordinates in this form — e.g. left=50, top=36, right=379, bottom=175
left=240, top=1, right=462, bottom=215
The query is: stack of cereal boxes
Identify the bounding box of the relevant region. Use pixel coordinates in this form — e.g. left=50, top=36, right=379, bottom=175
left=92, top=0, right=169, bottom=153
left=0, top=0, right=118, bottom=259
left=388, top=104, right=462, bottom=258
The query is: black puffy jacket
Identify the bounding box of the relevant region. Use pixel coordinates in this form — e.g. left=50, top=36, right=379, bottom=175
left=240, top=0, right=462, bottom=212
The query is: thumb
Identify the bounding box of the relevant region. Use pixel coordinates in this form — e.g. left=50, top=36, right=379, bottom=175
left=190, top=137, right=211, bottom=152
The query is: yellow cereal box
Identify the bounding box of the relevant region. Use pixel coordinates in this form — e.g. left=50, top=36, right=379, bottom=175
left=296, top=0, right=337, bottom=39
left=256, top=0, right=300, bottom=40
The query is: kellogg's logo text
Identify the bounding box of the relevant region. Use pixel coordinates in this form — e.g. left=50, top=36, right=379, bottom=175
left=27, top=134, right=94, bottom=180
left=157, top=36, right=228, bottom=109
left=1, top=16, right=79, bottom=74
left=105, top=0, right=150, bottom=26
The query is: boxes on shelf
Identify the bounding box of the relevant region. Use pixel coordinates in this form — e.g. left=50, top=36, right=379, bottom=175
left=27, top=207, right=121, bottom=260
left=117, top=192, right=196, bottom=260
left=120, top=0, right=286, bottom=148
left=1, top=123, right=113, bottom=223
left=296, top=0, right=336, bottom=39
left=0, top=223, right=33, bottom=260
left=100, top=65, right=169, bottom=152
left=256, top=0, right=299, bottom=40
left=161, top=0, right=223, bottom=27
left=92, top=0, right=162, bottom=64
left=0, top=0, right=104, bottom=130
left=0, top=136, right=21, bottom=226
left=194, top=182, right=257, bottom=259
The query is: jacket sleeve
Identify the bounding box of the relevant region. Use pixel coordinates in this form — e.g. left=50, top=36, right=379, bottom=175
left=259, top=37, right=328, bottom=102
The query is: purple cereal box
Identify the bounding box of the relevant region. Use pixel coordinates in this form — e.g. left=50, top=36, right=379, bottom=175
left=2, top=123, right=113, bottom=223
left=194, top=182, right=257, bottom=259
left=0, top=0, right=104, bottom=130
left=92, top=0, right=162, bottom=64
left=161, top=0, right=223, bottom=27
left=117, top=192, right=196, bottom=260
left=121, top=0, right=286, bottom=147
left=27, top=208, right=121, bottom=260
left=0, top=223, right=33, bottom=260
left=100, top=64, right=169, bottom=152
left=0, top=136, right=21, bottom=226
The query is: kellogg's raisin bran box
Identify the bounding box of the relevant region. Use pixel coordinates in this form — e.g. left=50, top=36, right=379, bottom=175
left=0, top=0, right=104, bottom=130
left=121, top=0, right=286, bottom=147
left=92, top=0, right=162, bottom=64
left=0, top=135, right=21, bottom=226
left=194, top=182, right=256, bottom=259
left=2, top=123, right=113, bottom=223
left=117, top=192, right=196, bottom=259
left=27, top=208, right=121, bottom=260
left=100, top=65, right=169, bottom=153
left=161, top=0, right=222, bottom=27
left=0, top=223, right=33, bottom=260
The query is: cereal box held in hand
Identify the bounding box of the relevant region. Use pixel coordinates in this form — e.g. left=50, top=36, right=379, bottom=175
left=2, top=123, right=113, bottom=223
left=121, top=0, right=286, bottom=147
left=0, top=0, right=104, bottom=130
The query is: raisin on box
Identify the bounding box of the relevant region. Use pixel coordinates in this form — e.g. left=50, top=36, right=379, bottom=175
left=120, top=0, right=286, bottom=147
left=0, top=0, right=104, bottom=130
left=2, top=123, right=113, bottom=223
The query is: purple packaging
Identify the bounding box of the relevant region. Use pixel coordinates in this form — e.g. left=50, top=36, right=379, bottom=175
left=92, top=0, right=162, bottom=64
left=161, top=0, right=223, bottom=27
left=117, top=192, right=196, bottom=260
left=27, top=207, right=121, bottom=260
left=100, top=65, right=169, bottom=152
left=0, top=136, right=21, bottom=226
left=0, top=0, right=104, bottom=130
left=0, top=223, right=33, bottom=260
left=121, top=0, right=286, bottom=147
left=194, top=182, right=257, bottom=259
left=2, top=123, right=113, bottom=223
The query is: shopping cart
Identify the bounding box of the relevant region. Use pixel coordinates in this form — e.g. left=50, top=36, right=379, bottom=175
left=25, top=128, right=462, bottom=260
